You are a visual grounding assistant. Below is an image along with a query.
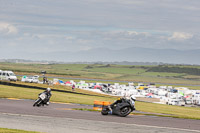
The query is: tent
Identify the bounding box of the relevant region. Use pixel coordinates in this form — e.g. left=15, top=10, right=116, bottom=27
left=82, top=83, right=88, bottom=86
left=54, top=82, right=60, bottom=85
left=21, top=75, right=27, bottom=82
left=184, top=96, right=189, bottom=98
left=65, top=81, right=72, bottom=84
left=147, top=93, right=153, bottom=96
left=94, top=85, right=102, bottom=89
left=147, top=93, right=153, bottom=98
left=58, top=80, right=64, bottom=84
left=179, top=92, right=184, bottom=96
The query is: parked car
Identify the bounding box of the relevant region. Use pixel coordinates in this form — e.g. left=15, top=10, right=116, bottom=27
left=25, top=75, right=39, bottom=83
left=32, top=75, right=39, bottom=83
left=25, top=76, right=34, bottom=83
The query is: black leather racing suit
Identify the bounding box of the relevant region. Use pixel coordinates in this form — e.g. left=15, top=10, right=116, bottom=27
left=110, top=98, right=124, bottom=109
left=39, top=91, right=52, bottom=104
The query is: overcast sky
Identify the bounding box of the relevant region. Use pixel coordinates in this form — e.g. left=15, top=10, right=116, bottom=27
left=0, top=0, right=200, bottom=55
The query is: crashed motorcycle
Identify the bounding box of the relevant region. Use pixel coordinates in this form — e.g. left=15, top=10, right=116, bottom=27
left=101, top=98, right=135, bottom=117
left=33, top=92, right=49, bottom=107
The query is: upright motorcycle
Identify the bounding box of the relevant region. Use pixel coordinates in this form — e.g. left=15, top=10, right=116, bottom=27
left=33, top=92, right=48, bottom=107
left=101, top=98, right=135, bottom=117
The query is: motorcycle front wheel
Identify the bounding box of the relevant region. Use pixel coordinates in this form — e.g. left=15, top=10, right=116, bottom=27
left=101, top=107, right=109, bottom=115
left=119, top=106, right=132, bottom=117
left=33, top=98, right=41, bottom=107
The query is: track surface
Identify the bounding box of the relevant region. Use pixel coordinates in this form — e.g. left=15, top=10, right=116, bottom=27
left=0, top=99, right=200, bottom=133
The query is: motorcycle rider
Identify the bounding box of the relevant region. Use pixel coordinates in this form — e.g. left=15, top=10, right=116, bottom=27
left=109, top=97, right=124, bottom=109
left=39, top=87, right=52, bottom=105
left=130, top=95, right=136, bottom=110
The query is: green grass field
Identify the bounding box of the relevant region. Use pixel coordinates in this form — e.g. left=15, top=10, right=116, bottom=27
left=1, top=63, right=200, bottom=87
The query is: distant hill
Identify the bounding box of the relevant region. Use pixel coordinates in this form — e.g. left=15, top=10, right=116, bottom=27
left=0, top=59, right=163, bottom=65
left=0, top=47, right=199, bottom=65
left=41, top=47, right=200, bottom=65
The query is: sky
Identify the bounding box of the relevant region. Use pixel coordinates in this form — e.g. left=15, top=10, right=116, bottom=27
left=0, top=0, right=200, bottom=60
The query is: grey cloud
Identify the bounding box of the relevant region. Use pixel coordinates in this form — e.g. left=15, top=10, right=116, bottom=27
left=1, top=0, right=200, bottom=32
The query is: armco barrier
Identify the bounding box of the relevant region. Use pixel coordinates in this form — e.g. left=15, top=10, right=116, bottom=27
left=93, top=100, right=111, bottom=111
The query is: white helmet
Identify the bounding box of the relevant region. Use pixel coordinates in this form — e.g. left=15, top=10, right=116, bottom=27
left=46, top=87, right=51, bottom=92
left=131, top=95, right=136, bottom=101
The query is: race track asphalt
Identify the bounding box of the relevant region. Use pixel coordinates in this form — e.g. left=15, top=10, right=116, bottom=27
left=0, top=99, right=200, bottom=133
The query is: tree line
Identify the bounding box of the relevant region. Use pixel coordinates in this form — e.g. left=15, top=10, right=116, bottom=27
left=146, top=66, right=200, bottom=76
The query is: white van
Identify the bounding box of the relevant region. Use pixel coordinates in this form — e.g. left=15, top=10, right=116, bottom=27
left=167, top=98, right=185, bottom=106
left=0, top=70, right=17, bottom=81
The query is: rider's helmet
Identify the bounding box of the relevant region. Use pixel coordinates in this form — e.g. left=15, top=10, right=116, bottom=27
left=46, top=87, right=51, bottom=92
left=130, top=95, right=136, bottom=101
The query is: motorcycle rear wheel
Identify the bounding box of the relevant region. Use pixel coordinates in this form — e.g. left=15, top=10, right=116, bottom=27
left=119, top=106, right=131, bottom=117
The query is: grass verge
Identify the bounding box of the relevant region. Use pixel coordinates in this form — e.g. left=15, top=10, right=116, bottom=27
left=0, top=84, right=116, bottom=105
left=0, top=128, right=40, bottom=133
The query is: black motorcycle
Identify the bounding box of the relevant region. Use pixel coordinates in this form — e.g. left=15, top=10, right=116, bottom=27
left=33, top=92, right=49, bottom=107
left=101, top=98, right=135, bottom=117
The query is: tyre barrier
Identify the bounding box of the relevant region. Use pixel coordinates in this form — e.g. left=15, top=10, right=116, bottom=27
left=93, top=100, right=111, bottom=111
